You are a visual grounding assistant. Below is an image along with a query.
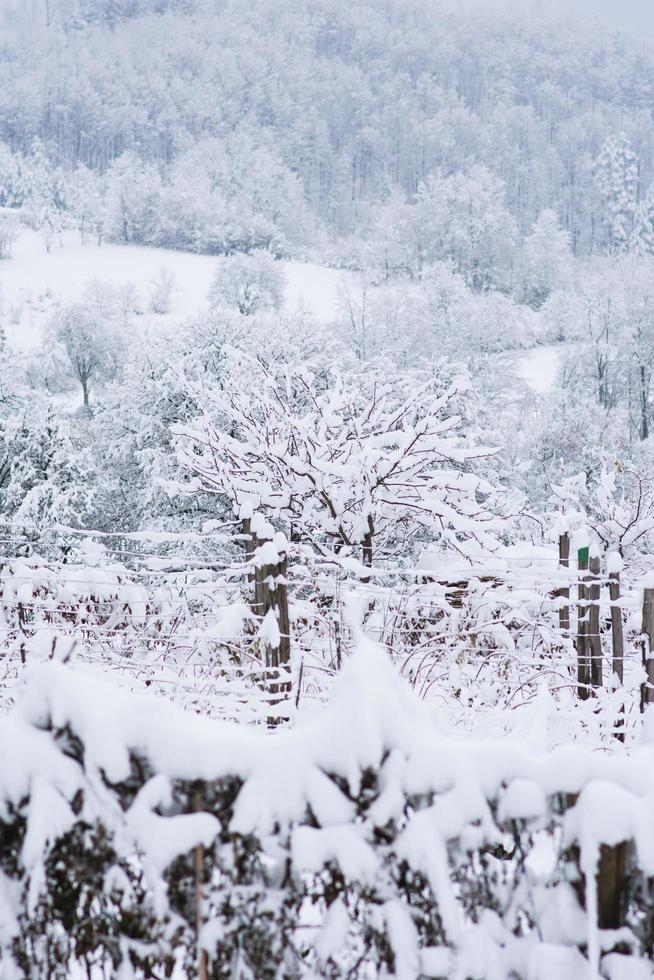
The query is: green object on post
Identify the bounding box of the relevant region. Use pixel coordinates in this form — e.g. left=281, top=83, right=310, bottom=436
left=578, top=546, right=589, bottom=564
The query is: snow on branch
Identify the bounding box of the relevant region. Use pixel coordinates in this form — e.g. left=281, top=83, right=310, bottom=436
left=175, top=357, right=505, bottom=573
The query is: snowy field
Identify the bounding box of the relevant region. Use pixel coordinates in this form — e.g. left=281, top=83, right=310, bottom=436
left=0, top=230, right=351, bottom=350
left=1, top=231, right=560, bottom=395
left=514, top=343, right=565, bottom=393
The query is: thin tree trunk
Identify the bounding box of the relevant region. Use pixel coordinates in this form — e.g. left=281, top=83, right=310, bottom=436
left=640, top=364, right=649, bottom=441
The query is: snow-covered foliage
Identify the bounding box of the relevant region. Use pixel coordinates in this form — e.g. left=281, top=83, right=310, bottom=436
left=1, top=646, right=653, bottom=979
left=176, top=357, right=503, bottom=570
left=208, top=252, right=285, bottom=317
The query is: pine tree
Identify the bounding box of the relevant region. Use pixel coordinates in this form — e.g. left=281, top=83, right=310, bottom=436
left=595, top=134, right=639, bottom=252
left=630, top=183, right=654, bottom=255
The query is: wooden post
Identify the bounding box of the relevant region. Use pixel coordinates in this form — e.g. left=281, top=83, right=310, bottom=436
left=608, top=563, right=624, bottom=685
left=564, top=794, right=628, bottom=938
left=588, top=553, right=602, bottom=690
left=558, top=532, right=570, bottom=632
left=17, top=601, right=27, bottom=665
left=243, top=517, right=292, bottom=722
left=193, top=787, right=209, bottom=980
left=577, top=547, right=590, bottom=700
left=597, top=842, right=628, bottom=931
left=252, top=532, right=291, bottom=724
left=241, top=516, right=256, bottom=602
left=608, top=555, right=625, bottom=742
left=641, top=585, right=654, bottom=712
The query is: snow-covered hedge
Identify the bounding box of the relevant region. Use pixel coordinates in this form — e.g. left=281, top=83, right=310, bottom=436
left=1, top=644, right=653, bottom=979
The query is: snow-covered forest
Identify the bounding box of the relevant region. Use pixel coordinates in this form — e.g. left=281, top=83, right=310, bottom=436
left=2, top=0, right=654, bottom=978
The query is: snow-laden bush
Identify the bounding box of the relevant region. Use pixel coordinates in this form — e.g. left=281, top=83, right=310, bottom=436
left=149, top=266, right=177, bottom=315
left=175, top=357, right=504, bottom=571
left=1, top=645, right=653, bottom=979
left=0, top=214, right=18, bottom=260
left=208, top=252, right=285, bottom=316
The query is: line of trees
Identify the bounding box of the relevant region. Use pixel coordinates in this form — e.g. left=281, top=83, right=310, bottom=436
left=1, top=0, right=654, bottom=254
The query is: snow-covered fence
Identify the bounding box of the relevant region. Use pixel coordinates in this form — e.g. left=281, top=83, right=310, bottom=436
left=0, top=524, right=650, bottom=743
left=0, top=539, right=297, bottom=724
left=1, top=646, right=654, bottom=980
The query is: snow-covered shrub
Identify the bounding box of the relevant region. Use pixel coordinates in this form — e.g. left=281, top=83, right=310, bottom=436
left=176, top=357, right=502, bottom=571
left=0, top=214, right=18, bottom=259
left=208, top=251, right=285, bottom=316
left=1, top=647, right=654, bottom=979
left=149, top=266, right=177, bottom=314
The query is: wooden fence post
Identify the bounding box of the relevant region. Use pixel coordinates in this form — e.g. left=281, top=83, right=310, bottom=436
left=250, top=526, right=292, bottom=724
left=558, top=532, right=570, bottom=632
left=241, top=515, right=257, bottom=614
left=597, top=842, right=629, bottom=932
left=241, top=515, right=292, bottom=723
left=641, top=583, right=654, bottom=712
left=577, top=546, right=590, bottom=700
left=565, top=794, right=629, bottom=940
left=588, top=552, right=602, bottom=690
left=608, top=555, right=624, bottom=685
left=608, top=554, right=625, bottom=742
left=193, top=785, right=209, bottom=980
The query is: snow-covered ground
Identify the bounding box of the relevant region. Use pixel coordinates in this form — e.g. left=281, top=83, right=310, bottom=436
left=515, top=343, right=564, bottom=393
left=0, top=231, right=351, bottom=351
left=1, top=231, right=564, bottom=396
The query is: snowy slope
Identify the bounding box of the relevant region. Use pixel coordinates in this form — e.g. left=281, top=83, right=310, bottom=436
left=0, top=231, right=562, bottom=395
left=515, top=344, right=564, bottom=393
left=0, top=231, right=352, bottom=351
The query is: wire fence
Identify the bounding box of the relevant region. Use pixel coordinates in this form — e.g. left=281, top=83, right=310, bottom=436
left=0, top=523, right=648, bottom=738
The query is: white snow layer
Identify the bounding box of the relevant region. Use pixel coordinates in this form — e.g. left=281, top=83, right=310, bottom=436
left=0, top=231, right=351, bottom=351
left=3, top=641, right=654, bottom=977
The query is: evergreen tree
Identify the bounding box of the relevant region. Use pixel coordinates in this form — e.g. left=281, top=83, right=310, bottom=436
left=595, top=134, right=639, bottom=252
left=630, top=183, right=654, bottom=256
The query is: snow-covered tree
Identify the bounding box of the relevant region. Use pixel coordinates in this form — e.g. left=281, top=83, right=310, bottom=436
left=68, top=164, right=107, bottom=245
left=0, top=397, right=96, bottom=533
left=163, top=132, right=314, bottom=255
left=104, top=152, right=162, bottom=244
left=595, top=134, right=639, bottom=252
left=0, top=214, right=18, bottom=260
left=0, top=143, right=27, bottom=208
left=176, top=358, right=502, bottom=572
left=630, top=183, right=654, bottom=256
left=414, top=166, right=517, bottom=291
left=21, top=139, right=67, bottom=252
left=586, top=463, right=654, bottom=557
left=515, top=209, right=573, bottom=308
left=208, top=252, right=285, bottom=317
left=49, top=302, right=125, bottom=408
